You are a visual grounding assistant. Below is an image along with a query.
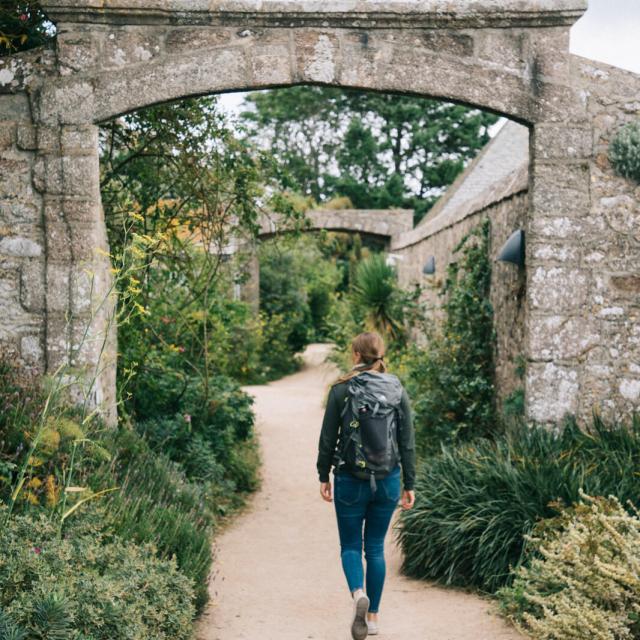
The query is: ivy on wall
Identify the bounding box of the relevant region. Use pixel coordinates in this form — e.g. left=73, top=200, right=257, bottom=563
left=402, top=218, right=497, bottom=453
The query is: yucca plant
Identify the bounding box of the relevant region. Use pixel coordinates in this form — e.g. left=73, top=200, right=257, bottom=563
left=30, top=593, right=74, bottom=640
left=396, top=411, right=640, bottom=593
left=0, top=609, right=27, bottom=640
left=351, top=253, right=405, bottom=342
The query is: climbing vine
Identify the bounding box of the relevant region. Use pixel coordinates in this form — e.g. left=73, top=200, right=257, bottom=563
left=401, top=218, right=497, bottom=453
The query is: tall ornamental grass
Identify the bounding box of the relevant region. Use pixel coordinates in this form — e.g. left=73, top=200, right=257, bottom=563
left=396, top=412, right=640, bottom=593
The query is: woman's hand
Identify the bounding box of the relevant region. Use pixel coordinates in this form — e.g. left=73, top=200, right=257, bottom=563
left=320, top=481, right=332, bottom=502
left=400, top=490, right=415, bottom=510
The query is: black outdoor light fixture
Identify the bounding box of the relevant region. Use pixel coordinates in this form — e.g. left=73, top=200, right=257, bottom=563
left=497, top=229, right=525, bottom=267
left=422, top=255, right=436, bottom=275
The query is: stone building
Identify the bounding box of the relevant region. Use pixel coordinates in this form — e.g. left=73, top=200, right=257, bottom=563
left=0, top=0, right=639, bottom=426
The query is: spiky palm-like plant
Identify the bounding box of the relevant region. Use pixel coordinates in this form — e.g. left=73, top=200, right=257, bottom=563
left=352, top=253, right=404, bottom=342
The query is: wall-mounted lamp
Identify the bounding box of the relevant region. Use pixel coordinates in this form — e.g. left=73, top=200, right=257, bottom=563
left=422, top=255, right=436, bottom=275
left=497, top=229, right=525, bottom=267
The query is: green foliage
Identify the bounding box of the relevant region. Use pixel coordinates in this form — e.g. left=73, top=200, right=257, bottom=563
left=0, top=2, right=53, bottom=56
left=609, top=120, right=640, bottom=183
left=498, top=494, right=640, bottom=640
left=0, top=505, right=195, bottom=639
left=400, top=219, right=496, bottom=452
left=259, top=234, right=342, bottom=355
left=351, top=253, right=406, bottom=342
left=242, top=86, right=498, bottom=222
left=90, top=429, right=219, bottom=613
left=396, top=412, right=640, bottom=594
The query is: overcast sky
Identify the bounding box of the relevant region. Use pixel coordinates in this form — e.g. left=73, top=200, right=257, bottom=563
left=219, top=1, right=640, bottom=114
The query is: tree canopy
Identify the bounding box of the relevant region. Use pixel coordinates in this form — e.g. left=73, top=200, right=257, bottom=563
left=241, top=86, right=498, bottom=223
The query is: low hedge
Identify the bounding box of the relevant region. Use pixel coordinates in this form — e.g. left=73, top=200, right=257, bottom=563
left=0, top=505, right=195, bottom=640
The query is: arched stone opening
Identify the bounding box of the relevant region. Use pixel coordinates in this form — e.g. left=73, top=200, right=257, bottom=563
left=1, top=0, right=639, bottom=426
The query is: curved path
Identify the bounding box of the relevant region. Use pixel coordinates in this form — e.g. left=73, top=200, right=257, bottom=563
left=195, top=344, right=523, bottom=640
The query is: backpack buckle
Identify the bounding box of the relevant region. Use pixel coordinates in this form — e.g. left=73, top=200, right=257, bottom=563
left=350, top=419, right=359, bottom=428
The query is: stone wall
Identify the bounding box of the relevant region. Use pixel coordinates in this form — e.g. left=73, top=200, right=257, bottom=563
left=393, top=168, right=528, bottom=412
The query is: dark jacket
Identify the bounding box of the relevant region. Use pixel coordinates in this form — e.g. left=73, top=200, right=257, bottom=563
left=316, top=376, right=416, bottom=490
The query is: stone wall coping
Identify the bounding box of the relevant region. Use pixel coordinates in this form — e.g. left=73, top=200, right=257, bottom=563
left=259, top=208, right=414, bottom=238
left=391, top=164, right=528, bottom=250
left=41, top=0, right=587, bottom=28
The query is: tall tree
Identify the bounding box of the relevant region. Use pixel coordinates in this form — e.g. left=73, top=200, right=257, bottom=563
left=241, top=87, right=498, bottom=222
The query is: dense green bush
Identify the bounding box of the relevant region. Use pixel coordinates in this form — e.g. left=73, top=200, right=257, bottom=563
left=87, top=425, right=257, bottom=613
left=499, top=494, right=640, bottom=639
left=396, top=412, right=640, bottom=594
left=0, top=505, right=195, bottom=640
left=259, top=234, right=342, bottom=357
left=609, top=120, right=640, bottom=183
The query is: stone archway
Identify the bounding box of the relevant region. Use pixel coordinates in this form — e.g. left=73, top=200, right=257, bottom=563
left=1, top=0, right=639, bottom=426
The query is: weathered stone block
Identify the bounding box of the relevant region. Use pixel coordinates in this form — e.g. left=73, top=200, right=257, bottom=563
left=102, top=27, right=164, bottom=70
left=533, top=123, right=592, bottom=159
left=531, top=161, right=590, bottom=215
left=0, top=157, right=34, bottom=200
left=529, top=314, right=600, bottom=360
left=0, top=121, right=16, bottom=150
left=16, top=124, right=37, bottom=150
left=526, top=361, right=579, bottom=423
left=45, top=263, right=71, bottom=313
left=20, top=258, right=45, bottom=312
left=0, top=200, right=39, bottom=225
left=250, top=44, right=292, bottom=86
left=528, top=266, right=588, bottom=310
left=61, top=155, right=100, bottom=198
left=476, top=28, right=527, bottom=71
left=0, top=236, right=42, bottom=258
left=529, top=241, right=580, bottom=263
left=61, top=125, right=99, bottom=154
left=20, top=334, right=44, bottom=366
left=294, top=31, right=339, bottom=83
left=420, top=30, right=474, bottom=57
left=57, top=30, right=101, bottom=73
left=165, top=27, right=237, bottom=53
left=32, top=154, right=63, bottom=194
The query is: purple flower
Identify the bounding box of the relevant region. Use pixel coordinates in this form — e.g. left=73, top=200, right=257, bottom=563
left=32, top=546, right=42, bottom=555
left=184, top=414, right=192, bottom=423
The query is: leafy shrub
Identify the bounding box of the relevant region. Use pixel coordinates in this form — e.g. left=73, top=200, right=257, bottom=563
left=400, top=219, right=496, bottom=452
left=610, top=121, right=640, bottom=183
left=499, top=494, right=640, bottom=640
left=259, top=234, right=342, bottom=354
left=396, top=412, right=640, bottom=593
left=87, top=426, right=221, bottom=614
left=0, top=505, right=195, bottom=640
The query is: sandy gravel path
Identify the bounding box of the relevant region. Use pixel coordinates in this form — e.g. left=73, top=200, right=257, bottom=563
left=195, top=344, right=523, bottom=640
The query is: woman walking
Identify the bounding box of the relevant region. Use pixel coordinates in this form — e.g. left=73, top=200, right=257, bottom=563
left=317, top=331, right=416, bottom=640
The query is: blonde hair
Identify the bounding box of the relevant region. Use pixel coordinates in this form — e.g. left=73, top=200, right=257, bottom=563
left=334, top=332, right=387, bottom=385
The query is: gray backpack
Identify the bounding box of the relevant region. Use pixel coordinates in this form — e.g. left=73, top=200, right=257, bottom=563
left=334, top=370, right=404, bottom=494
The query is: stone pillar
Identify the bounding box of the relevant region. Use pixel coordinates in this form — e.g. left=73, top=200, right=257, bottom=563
left=525, top=122, right=594, bottom=425
left=0, top=89, right=47, bottom=371
left=35, top=123, right=117, bottom=424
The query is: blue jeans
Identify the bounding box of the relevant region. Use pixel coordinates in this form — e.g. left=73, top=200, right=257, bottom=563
left=333, top=465, right=401, bottom=613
